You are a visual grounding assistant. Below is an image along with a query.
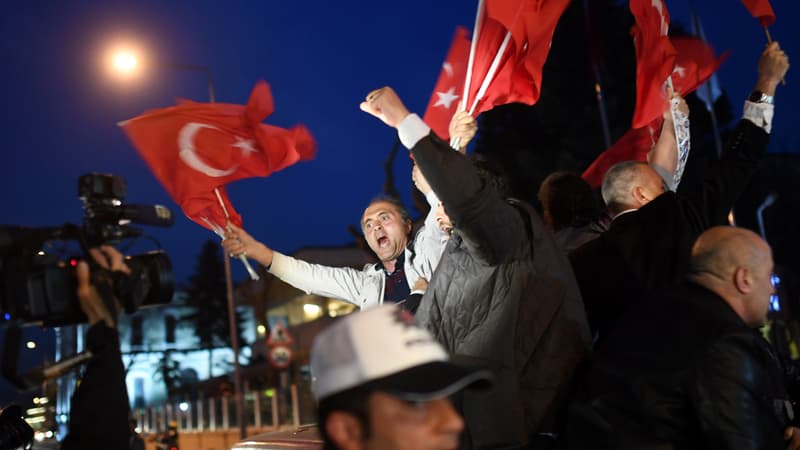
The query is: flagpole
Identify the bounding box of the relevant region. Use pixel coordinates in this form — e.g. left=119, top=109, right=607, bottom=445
left=593, top=68, right=612, bottom=149
left=451, top=30, right=511, bottom=151
left=689, top=1, right=724, bottom=158
left=462, top=0, right=486, bottom=112
left=451, top=0, right=485, bottom=151
left=195, top=72, right=245, bottom=441
left=582, top=0, right=612, bottom=148
left=469, top=31, right=512, bottom=115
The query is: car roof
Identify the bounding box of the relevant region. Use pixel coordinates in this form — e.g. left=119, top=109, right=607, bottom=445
left=231, top=425, right=322, bottom=450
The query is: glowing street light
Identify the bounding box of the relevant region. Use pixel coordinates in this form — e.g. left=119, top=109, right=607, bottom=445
left=105, top=44, right=144, bottom=80
left=26, top=341, right=37, bottom=349
left=112, top=50, right=138, bottom=74
left=103, top=41, right=215, bottom=101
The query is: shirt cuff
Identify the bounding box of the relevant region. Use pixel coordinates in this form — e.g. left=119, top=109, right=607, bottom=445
left=742, top=101, right=774, bottom=134
left=425, top=190, right=440, bottom=208
left=398, top=114, right=431, bottom=149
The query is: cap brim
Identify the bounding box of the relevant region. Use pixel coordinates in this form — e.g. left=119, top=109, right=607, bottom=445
left=365, top=361, right=493, bottom=402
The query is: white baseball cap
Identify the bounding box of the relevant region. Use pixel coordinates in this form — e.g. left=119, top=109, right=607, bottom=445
left=310, top=304, right=491, bottom=402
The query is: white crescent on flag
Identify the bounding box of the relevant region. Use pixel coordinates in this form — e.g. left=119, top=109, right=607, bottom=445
left=178, top=122, right=239, bottom=177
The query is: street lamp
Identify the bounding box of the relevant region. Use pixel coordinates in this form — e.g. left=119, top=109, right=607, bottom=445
left=111, top=51, right=138, bottom=75
left=104, top=47, right=246, bottom=438
left=106, top=46, right=215, bottom=102
left=106, top=45, right=144, bottom=81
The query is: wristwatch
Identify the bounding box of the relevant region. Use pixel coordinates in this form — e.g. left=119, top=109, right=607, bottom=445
left=748, top=90, right=774, bottom=105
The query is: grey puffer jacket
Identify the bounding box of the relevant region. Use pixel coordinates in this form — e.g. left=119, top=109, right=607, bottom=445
left=411, top=133, right=591, bottom=449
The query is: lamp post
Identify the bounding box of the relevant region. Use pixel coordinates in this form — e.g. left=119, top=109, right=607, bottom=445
left=161, top=63, right=216, bottom=103
left=107, top=49, right=246, bottom=439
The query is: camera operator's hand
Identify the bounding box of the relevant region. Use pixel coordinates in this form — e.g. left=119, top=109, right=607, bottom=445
left=76, top=246, right=131, bottom=328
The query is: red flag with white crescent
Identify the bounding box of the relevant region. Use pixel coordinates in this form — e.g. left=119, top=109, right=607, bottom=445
left=120, top=81, right=316, bottom=229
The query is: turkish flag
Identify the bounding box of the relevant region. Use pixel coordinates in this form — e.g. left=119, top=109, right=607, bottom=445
left=630, top=0, right=677, bottom=129
left=423, top=27, right=470, bottom=140
left=465, top=0, right=569, bottom=114
left=741, top=0, right=776, bottom=27
left=671, top=37, right=730, bottom=96
left=121, top=81, right=316, bottom=229
left=581, top=123, right=660, bottom=188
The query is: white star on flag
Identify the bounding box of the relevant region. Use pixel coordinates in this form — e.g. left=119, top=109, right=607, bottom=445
left=232, top=136, right=258, bottom=156
left=433, top=87, right=460, bottom=110
left=672, top=64, right=686, bottom=78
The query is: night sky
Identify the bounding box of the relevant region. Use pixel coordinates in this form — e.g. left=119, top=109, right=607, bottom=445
left=1, top=0, right=798, bottom=405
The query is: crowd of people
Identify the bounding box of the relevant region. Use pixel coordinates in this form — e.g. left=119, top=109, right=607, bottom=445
left=52, top=42, right=789, bottom=450
left=226, top=41, right=790, bottom=450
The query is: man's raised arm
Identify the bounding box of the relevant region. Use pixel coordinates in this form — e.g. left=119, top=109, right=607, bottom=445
left=361, top=87, right=527, bottom=265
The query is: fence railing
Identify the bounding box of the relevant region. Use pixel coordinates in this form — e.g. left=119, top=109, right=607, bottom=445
left=134, top=382, right=316, bottom=434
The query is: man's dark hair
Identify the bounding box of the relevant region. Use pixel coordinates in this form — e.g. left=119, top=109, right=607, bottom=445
left=470, top=153, right=513, bottom=199
left=538, top=171, right=601, bottom=232
left=317, top=385, right=374, bottom=450
left=364, top=195, right=411, bottom=226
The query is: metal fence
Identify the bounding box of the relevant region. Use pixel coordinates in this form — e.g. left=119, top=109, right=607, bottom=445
left=134, top=381, right=317, bottom=434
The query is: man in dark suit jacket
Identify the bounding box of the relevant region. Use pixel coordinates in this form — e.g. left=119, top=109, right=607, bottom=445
left=571, top=226, right=800, bottom=449
left=569, top=42, right=789, bottom=341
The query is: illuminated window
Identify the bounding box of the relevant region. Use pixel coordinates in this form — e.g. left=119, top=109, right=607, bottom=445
left=770, top=274, right=782, bottom=313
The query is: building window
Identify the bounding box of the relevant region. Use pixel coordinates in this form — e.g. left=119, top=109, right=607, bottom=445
left=165, top=315, right=176, bottom=344
left=133, top=377, right=145, bottom=408
left=131, top=316, right=143, bottom=347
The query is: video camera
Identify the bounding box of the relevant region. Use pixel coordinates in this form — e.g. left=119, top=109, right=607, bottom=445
left=0, top=405, right=33, bottom=450
left=0, top=173, right=175, bottom=327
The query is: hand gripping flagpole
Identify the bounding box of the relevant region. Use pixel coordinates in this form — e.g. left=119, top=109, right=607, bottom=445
left=451, top=0, right=486, bottom=151
left=450, top=30, right=512, bottom=151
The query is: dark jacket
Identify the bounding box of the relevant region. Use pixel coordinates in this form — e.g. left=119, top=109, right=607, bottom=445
left=570, top=119, right=769, bottom=340
left=412, top=133, right=591, bottom=449
left=579, top=282, right=794, bottom=449
left=61, top=323, right=132, bottom=450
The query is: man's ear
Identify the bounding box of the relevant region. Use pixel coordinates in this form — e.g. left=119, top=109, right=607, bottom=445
left=405, top=219, right=412, bottom=234
left=631, top=186, right=646, bottom=205
left=733, top=267, right=753, bottom=294
left=325, top=411, right=365, bottom=450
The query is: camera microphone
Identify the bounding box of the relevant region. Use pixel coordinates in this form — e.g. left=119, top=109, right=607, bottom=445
left=120, top=204, right=175, bottom=228
left=23, top=351, right=94, bottom=386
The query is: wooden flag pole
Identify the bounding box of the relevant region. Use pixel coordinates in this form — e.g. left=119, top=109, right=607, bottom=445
left=212, top=187, right=247, bottom=440
left=762, top=26, right=786, bottom=85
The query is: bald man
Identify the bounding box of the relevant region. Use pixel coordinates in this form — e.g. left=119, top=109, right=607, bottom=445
left=570, top=226, right=800, bottom=449
left=570, top=42, right=790, bottom=341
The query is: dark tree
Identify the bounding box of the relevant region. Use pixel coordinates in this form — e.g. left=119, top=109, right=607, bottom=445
left=182, top=240, right=248, bottom=376
left=153, top=350, right=182, bottom=400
